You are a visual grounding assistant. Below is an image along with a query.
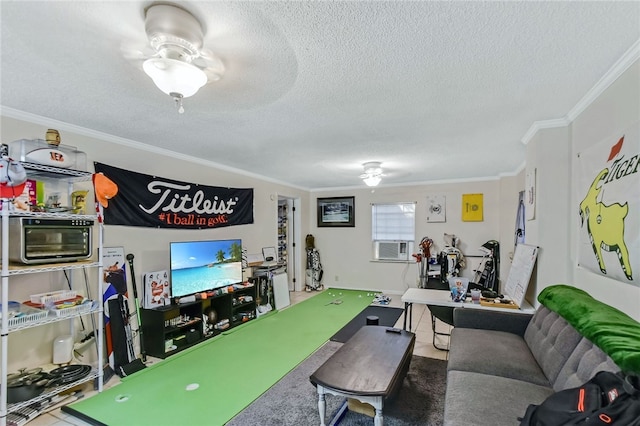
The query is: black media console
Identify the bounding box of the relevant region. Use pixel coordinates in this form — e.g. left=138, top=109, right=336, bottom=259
left=140, top=283, right=257, bottom=359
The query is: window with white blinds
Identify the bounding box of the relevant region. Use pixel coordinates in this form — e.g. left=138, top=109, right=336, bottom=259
left=371, top=202, right=416, bottom=241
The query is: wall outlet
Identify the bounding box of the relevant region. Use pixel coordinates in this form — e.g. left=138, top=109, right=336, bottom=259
left=334, top=275, right=339, bottom=282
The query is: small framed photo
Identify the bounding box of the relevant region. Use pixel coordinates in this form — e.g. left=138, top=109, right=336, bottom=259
left=317, top=196, right=355, bottom=227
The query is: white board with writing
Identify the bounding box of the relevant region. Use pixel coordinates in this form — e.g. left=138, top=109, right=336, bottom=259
left=504, top=243, right=539, bottom=308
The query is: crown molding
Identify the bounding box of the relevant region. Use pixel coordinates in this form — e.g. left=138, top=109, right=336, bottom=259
left=309, top=175, right=501, bottom=193
left=520, top=38, right=640, bottom=146
left=511, top=161, right=526, bottom=176
left=521, top=118, right=570, bottom=145
left=567, top=38, right=640, bottom=122
left=0, top=107, right=309, bottom=191
left=4, top=39, right=638, bottom=189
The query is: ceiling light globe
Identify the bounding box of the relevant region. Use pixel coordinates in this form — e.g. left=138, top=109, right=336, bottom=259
left=143, top=57, right=207, bottom=98
left=363, top=175, right=381, bottom=187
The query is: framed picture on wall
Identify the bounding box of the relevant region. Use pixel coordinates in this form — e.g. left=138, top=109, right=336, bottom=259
left=317, top=196, right=355, bottom=227
left=462, top=193, right=484, bottom=222
left=426, top=194, right=446, bottom=222
left=526, top=168, right=536, bottom=221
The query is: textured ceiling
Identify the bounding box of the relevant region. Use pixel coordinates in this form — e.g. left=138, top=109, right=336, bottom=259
left=1, top=1, right=639, bottom=190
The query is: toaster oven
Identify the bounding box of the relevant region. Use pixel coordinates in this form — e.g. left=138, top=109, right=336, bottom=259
left=7, top=217, right=93, bottom=264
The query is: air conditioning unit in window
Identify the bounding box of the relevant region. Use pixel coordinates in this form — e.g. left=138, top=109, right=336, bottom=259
left=375, top=241, right=411, bottom=261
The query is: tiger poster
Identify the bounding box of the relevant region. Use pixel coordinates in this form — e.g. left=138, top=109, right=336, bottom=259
left=577, top=122, right=639, bottom=285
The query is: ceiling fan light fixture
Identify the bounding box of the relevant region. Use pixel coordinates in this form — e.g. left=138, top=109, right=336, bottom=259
left=361, top=161, right=383, bottom=186
left=143, top=57, right=207, bottom=98
left=140, top=4, right=219, bottom=113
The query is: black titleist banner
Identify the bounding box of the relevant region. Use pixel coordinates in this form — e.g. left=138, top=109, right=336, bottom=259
left=94, top=162, right=254, bottom=229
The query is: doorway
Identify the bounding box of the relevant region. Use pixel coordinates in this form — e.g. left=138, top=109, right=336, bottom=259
left=277, top=196, right=302, bottom=291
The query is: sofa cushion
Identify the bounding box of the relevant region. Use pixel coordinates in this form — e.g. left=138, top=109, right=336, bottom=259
left=448, top=327, right=549, bottom=386
left=553, top=337, right=620, bottom=391
left=538, top=284, right=640, bottom=374
left=453, top=308, right=532, bottom=336
left=524, top=307, right=583, bottom=385
left=444, top=370, right=554, bottom=426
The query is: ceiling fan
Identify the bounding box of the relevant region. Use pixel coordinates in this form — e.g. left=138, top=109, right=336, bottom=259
left=359, top=161, right=385, bottom=187
left=123, top=4, right=225, bottom=113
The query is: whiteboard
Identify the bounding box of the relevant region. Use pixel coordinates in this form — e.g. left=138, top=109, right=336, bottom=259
left=273, top=272, right=290, bottom=309
left=504, top=243, right=539, bottom=308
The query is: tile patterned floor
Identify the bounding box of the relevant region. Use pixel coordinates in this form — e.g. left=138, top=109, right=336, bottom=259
left=29, top=289, right=450, bottom=426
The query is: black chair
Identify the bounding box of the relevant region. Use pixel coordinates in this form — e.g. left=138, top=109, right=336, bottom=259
left=427, top=280, right=489, bottom=350
left=426, top=277, right=454, bottom=351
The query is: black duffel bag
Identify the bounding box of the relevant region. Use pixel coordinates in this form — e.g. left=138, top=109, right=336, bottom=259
left=519, top=371, right=640, bottom=425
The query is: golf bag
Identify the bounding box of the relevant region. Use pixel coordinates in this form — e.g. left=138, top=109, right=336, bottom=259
left=475, top=240, right=500, bottom=292
left=305, top=234, right=323, bottom=291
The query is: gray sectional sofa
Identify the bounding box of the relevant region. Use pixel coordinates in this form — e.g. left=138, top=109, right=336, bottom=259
left=443, top=284, right=640, bottom=425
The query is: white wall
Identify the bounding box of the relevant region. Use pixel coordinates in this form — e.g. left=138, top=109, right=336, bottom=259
left=0, top=114, right=310, bottom=370
left=310, top=179, right=510, bottom=295
left=525, top=125, right=572, bottom=300
left=569, top=60, right=640, bottom=319
left=308, top=59, right=640, bottom=322
left=523, top=60, right=639, bottom=320
left=498, top=172, right=525, bottom=284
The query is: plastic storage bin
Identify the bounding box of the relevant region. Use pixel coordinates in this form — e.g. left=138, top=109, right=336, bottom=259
left=9, top=139, right=87, bottom=171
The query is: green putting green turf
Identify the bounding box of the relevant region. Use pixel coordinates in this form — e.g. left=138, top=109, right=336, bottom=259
left=66, top=289, right=375, bottom=425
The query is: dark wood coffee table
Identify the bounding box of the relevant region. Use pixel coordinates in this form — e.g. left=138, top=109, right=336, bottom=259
left=310, top=326, right=415, bottom=426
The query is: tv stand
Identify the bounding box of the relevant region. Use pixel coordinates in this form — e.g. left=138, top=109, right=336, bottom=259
left=140, top=283, right=256, bottom=358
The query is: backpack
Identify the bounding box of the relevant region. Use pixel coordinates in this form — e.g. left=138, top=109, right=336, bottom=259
left=519, top=371, right=640, bottom=425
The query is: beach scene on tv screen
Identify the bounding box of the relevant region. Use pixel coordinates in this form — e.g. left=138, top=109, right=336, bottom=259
left=171, top=239, right=243, bottom=297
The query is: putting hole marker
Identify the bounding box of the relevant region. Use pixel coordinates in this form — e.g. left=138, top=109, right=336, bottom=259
left=115, top=394, right=130, bottom=403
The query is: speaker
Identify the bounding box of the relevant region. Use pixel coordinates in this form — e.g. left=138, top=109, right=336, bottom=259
left=53, top=335, right=73, bottom=364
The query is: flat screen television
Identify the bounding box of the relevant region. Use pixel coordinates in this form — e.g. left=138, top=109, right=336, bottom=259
left=170, top=239, right=243, bottom=299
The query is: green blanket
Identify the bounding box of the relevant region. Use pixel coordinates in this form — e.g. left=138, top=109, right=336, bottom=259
left=538, top=284, right=640, bottom=374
